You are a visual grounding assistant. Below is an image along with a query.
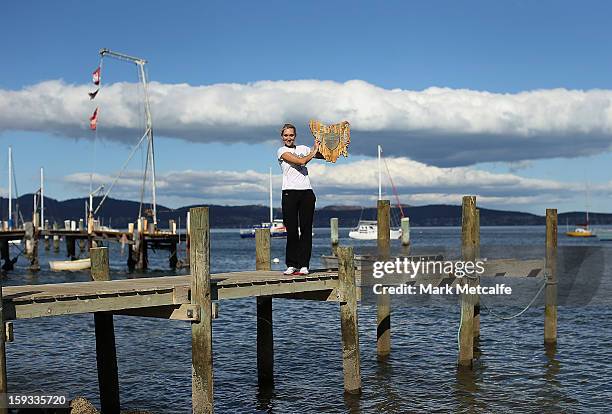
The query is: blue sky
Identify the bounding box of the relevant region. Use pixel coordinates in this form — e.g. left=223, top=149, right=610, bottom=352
left=1, top=0, right=612, bottom=215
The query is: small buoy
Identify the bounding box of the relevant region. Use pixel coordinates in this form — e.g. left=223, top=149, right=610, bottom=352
left=272, top=258, right=280, bottom=264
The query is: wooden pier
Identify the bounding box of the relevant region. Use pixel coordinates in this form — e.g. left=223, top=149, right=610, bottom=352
left=0, top=217, right=182, bottom=273
left=0, top=200, right=558, bottom=413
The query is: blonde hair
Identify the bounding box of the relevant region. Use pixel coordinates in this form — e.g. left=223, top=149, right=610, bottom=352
left=280, top=123, right=297, bottom=137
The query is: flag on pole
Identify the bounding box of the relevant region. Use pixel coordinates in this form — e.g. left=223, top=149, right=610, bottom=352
left=92, top=67, right=101, bottom=85
left=88, top=88, right=99, bottom=100
left=89, top=107, right=99, bottom=130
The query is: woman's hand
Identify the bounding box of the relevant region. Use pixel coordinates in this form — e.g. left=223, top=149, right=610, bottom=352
left=312, top=139, right=320, bottom=153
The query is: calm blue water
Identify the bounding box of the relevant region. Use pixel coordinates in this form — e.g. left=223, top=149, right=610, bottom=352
left=3, top=226, right=612, bottom=413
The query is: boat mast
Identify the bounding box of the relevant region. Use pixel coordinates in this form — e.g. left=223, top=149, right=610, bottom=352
left=8, top=146, right=12, bottom=229
left=40, top=167, right=44, bottom=230
left=269, top=167, right=273, bottom=223
left=99, top=48, right=157, bottom=227
left=378, top=145, right=382, bottom=201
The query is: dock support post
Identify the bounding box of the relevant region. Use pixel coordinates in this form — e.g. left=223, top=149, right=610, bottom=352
left=44, top=220, right=50, bottom=251
left=377, top=200, right=391, bottom=358
left=0, top=280, right=8, bottom=414
left=53, top=223, right=60, bottom=253
left=0, top=241, right=12, bottom=272
left=91, top=247, right=120, bottom=414
left=400, top=217, right=410, bottom=255
left=330, top=218, right=339, bottom=256
left=255, top=228, right=273, bottom=386
left=66, top=236, right=76, bottom=260
left=170, top=241, right=178, bottom=269
left=544, top=209, right=558, bottom=344
left=190, top=207, right=214, bottom=413
left=473, top=209, right=480, bottom=339
left=338, top=246, right=361, bottom=394
left=136, top=218, right=148, bottom=271
left=458, top=196, right=477, bottom=367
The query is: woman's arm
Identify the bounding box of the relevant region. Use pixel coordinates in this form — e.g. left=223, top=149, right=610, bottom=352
left=280, top=141, right=320, bottom=166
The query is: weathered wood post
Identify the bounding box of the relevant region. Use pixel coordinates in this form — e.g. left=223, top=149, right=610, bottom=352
left=53, top=222, right=60, bottom=253
left=330, top=218, right=339, bottom=256
left=66, top=236, right=76, bottom=260
left=458, top=196, right=477, bottom=367
left=44, top=220, right=50, bottom=251
left=400, top=217, right=410, bottom=255
left=544, top=209, right=558, bottom=344
left=473, top=209, right=480, bottom=338
left=136, top=218, right=148, bottom=271
left=190, top=207, right=214, bottom=413
left=377, top=199, right=391, bottom=358
left=255, top=228, right=273, bottom=385
left=0, top=280, right=8, bottom=414
left=91, top=247, right=120, bottom=414
left=337, top=246, right=361, bottom=394
left=0, top=241, right=12, bottom=272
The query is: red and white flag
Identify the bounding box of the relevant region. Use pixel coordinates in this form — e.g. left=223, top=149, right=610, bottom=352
left=92, top=67, right=101, bottom=85
left=89, top=107, right=99, bottom=130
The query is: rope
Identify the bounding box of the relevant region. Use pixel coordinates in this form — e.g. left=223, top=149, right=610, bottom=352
left=480, top=280, right=546, bottom=321
left=93, top=129, right=150, bottom=215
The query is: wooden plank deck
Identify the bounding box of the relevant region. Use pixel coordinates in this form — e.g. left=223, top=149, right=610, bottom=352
left=1, top=270, right=340, bottom=321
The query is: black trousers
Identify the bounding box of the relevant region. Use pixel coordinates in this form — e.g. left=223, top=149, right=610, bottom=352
left=282, top=189, right=316, bottom=268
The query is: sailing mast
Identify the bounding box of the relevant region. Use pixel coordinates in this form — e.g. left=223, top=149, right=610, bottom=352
left=40, top=167, right=44, bottom=230
left=269, top=168, right=273, bottom=223
left=8, top=146, right=12, bottom=229
left=98, top=48, right=158, bottom=227
left=378, top=145, right=382, bottom=201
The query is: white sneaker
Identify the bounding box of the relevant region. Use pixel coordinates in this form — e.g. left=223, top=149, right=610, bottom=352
left=298, top=267, right=309, bottom=275
left=283, top=267, right=296, bottom=275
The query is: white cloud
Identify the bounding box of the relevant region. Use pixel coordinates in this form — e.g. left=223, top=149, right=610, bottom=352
left=63, top=157, right=607, bottom=208
left=3, top=79, right=612, bottom=166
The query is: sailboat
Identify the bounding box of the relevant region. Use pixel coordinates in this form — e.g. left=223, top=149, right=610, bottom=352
left=566, top=185, right=595, bottom=237
left=240, top=168, right=287, bottom=238
left=349, top=145, right=402, bottom=240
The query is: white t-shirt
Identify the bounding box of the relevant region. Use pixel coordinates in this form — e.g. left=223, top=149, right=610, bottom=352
left=277, top=145, right=313, bottom=190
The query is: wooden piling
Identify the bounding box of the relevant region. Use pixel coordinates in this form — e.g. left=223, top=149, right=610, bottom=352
left=473, top=209, right=480, bottom=338
left=66, top=236, right=76, bottom=260
left=190, top=207, right=214, bottom=413
left=53, top=223, right=60, bottom=252
left=337, top=246, right=361, bottom=394
left=400, top=217, right=410, bottom=255
left=330, top=218, right=339, bottom=256
left=0, top=280, right=8, bottom=414
left=91, top=247, right=120, bottom=414
left=458, top=196, right=477, bottom=367
left=255, top=228, right=273, bottom=385
left=377, top=199, right=391, bottom=357
left=0, top=241, right=11, bottom=272
left=544, top=209, right=558, bottom=344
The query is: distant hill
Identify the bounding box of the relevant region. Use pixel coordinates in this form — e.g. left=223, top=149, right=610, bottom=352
left=1, top=194, right=612, bottom=228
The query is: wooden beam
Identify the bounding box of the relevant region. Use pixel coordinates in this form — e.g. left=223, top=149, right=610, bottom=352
left=458, top=196, right=477, bottom=367
left=544, top=209, right=558, bottom=344
left=377, top=199, right=391, bottom=358
left=473, top=209, right=480, bottom=339
left=255, top=228, right=273, bottom=386
left=190, top=207, right=214, bottom=414
left=330, top=218, right=339, bottom=256
left=90, top=247, right=110, bottom=281
left=0, top=281, right=8, bottom=414
left=338, top=246, right=361, bottom=394
left=91, top=247, right=120, bottom=414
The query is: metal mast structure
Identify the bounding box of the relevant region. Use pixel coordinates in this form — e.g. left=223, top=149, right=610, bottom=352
left=99, top=48, right=158, bottom=227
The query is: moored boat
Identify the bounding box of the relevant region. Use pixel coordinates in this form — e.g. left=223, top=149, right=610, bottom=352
left=49, top=258, right=91, bottom=272
left=566, top=226, right=595, bottom=237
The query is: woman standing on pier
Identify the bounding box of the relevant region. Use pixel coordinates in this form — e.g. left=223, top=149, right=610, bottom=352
left=277, top=123, right=322, bottom=275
